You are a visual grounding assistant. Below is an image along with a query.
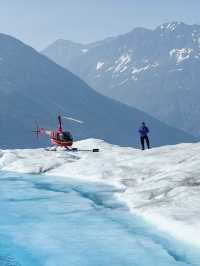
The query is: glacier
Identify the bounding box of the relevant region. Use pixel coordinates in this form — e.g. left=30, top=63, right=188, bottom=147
left=0, top=171, right=200, bottom=266
left=0, top=138, right=200, bottom=264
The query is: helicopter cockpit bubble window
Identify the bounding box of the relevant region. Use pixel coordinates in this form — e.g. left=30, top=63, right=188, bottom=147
left=62, top=132, right=73, bottom=142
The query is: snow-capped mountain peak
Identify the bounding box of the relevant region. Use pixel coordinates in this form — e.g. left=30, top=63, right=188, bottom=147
left=42, top=22, right=200, bottom=137
left=158, top=21, right=184, bottom=32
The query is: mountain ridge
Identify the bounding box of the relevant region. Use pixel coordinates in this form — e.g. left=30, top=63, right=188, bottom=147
left=42, top=21, right=200, bottom=136
left=0, top=33, right=195, bottom=149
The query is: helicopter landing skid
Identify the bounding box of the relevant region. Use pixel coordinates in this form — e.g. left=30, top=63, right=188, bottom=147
left=70, top=148, right=99, bottom=152
left=45, top=146, right=99, bottom=152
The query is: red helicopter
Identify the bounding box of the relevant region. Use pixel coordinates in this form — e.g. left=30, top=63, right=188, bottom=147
left=34, top=115, right=99, bottom=152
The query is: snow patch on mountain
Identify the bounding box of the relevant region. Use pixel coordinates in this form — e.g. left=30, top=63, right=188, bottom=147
left=81, top=48, right=88, bottom=53
left=168, top=68, right=183, bottom=72
left=96, top=61, right=104, bottom=70
left=132, top=65, right=150, bottom=74
left=1, top=139, right=200, bottom=249
left=159, top=22, right=181, bottom=32
left=132, top=76, right=138, bottom=81
left=166, top=23, right=177, bottom=31
left=114, top=54, right=131, bottom=73
left=42, top=22, right=200, bottom=137
left=169, top=48, right=193, bottom=63
left=117, top=78, right=129, bottom=86
left=106, top=66, right=114, bottom=72
left=132, top=63, right=159, bottom=77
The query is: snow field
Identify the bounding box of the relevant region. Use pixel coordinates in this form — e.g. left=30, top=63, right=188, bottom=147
left=0, top=139, right=200, bottom=250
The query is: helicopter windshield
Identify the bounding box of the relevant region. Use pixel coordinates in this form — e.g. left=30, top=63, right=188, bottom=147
left=61, top=132, right=73, bottom=142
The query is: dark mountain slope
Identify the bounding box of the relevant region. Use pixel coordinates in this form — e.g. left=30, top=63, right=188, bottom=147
left=43, top=22, right=200, bottom=136
left=0, top=33, right=196, bottom=149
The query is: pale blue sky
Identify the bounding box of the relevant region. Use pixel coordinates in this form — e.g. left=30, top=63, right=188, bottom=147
left=0, top=0, right=199, bottom=50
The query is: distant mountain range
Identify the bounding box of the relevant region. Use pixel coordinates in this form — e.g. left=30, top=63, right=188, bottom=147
left=43, top=22, right=200, bottom=137
left=0, top=33, right=196, bottom=149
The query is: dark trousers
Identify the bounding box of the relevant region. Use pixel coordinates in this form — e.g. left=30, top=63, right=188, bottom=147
left=140, top=136, right=150, bottom=150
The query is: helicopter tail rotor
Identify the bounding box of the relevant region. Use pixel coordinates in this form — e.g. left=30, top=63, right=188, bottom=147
left=32, top=121, right=41, bottom=140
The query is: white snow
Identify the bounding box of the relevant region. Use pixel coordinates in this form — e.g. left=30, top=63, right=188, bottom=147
left=106, top=66, right=114, bottom=72
left=96, top=61, right=104, bottom=71
left=81, top=49, right=88, bottom=53
left=132, top=65, right=150, bottom=74
left=166, top=23, right=176, bottom=31
left=1, top=139, right=200, bottom=249
left=168, top=68, right=183, bottom=72
left=132, top=76, right=138, bottom=81
left=119, top=65, right=128, bottom=73
left=114, top=54, right=131, bottom=73
left=169, top=48, right=193, bottom=63
left=116, top=78, right=129, bottom=86
left=160, top=22, right=180, bottom=32
left=131, top=63, right=159, bottom=76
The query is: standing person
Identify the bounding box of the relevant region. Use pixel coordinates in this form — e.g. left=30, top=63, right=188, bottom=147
left=138, top=122, right=150, bottom=150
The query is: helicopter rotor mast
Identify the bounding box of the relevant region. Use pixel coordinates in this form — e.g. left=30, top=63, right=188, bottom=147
left=57, top=115, right=63, bottom=133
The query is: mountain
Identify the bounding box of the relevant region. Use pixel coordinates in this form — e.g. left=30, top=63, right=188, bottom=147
left=0, top=33, right=196, bottom=149
left=42, top=22, right=200, bottom=137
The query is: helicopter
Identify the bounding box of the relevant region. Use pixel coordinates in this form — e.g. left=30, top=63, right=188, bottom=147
left=33, top=115, right=99, bottom=152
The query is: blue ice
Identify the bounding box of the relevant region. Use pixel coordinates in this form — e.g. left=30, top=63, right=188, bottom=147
left=0, top=171, right=199, bottom=266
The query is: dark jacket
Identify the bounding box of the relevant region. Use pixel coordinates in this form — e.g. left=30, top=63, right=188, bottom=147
left=139, top=125, right=149, bottom=137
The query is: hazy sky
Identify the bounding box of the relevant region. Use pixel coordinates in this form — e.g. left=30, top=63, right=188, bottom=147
left=0, top=0, right=199, bottom=50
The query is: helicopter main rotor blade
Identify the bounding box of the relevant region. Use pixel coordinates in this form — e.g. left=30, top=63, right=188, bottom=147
left=62, top=116, right=84, bottom=124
